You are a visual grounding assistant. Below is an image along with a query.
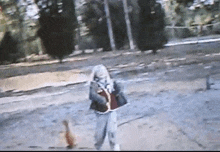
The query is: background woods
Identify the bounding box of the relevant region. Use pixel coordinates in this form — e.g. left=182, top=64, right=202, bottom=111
left=0, top=0, right=220, bottom=64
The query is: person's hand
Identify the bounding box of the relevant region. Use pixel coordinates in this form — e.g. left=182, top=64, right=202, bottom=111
left=114, top=81, right=123, bottom=93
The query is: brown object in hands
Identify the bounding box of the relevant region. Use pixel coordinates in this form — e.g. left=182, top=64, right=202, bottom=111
left=62, top=120, right=77, bottom=149
left=99, top=90, right=118, bottom=110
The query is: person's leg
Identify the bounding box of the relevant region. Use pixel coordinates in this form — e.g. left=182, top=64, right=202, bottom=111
left=107, top=111, right=120, bottom=151
left=94, top=112, right=109, bottom=150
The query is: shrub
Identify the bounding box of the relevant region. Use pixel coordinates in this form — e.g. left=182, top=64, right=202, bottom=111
left=0, top=31, right=19, bottom=64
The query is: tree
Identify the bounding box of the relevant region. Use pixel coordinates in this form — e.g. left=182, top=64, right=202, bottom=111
left=0, top=31, right=19, bottom=63
left=137, top=0, right=168, bottom=54
left=0, top=0, right=41, bottom=61
left=81, top=0, right=111, bottom=51
left=74, top=0, right=85, bottom=53
left=81, top=0, right=167, bottom=53
left=104, top=0, right=115, bottom=51
left=122, top=0, right=134, bottom=50
left=35, top=0, right=77, bottom=63
left=81, top=0, right=127, bottom=51
left=0, top=0, right=30, bottom=63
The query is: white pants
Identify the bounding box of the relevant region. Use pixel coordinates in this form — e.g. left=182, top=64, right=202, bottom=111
left=94, top=110, right=120, bottom=150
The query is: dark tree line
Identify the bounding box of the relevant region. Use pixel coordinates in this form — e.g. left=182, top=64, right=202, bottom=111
left=35, top=0, right=168, bottom=58
left=0, top=0, right=168, bottom=64
left=82, top=0, right=168, bottom=54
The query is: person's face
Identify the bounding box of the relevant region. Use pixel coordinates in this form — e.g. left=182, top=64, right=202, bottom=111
left=94, top=68, right=108, bottom=82
left=94, top=75, right=107, bottom=83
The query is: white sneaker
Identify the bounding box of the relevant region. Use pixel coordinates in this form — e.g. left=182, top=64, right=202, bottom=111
left=113, top=144, right=120, bottom=151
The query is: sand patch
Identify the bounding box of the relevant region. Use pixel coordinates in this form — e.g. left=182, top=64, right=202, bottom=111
left=0, top=69, right=89, bottom=92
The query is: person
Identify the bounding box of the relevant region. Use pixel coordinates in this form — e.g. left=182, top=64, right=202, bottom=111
left=88, top=64, right=128, bottom=151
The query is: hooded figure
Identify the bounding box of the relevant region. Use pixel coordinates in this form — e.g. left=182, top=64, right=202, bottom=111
left=92, top=64, right=114, bottom=93
left=89, top=64, right=128, bottom=151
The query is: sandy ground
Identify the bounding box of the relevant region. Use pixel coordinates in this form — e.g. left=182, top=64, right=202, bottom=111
left=0, top=39, right=220, bottom=151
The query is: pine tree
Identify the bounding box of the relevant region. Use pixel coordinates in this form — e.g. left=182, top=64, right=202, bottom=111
left=137, top=0, right=168, bottom=54
left=36, top=0, right=77, bottom=63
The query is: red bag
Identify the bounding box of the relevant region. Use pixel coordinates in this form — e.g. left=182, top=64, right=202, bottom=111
left=99, top=90, right=118, bottom=110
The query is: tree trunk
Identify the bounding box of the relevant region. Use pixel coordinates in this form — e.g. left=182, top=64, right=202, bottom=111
left=122, top=0, right=135, bottom=50
left=16, top=0, right=28, bottom=60
left=73, top=0, right=85, bottom=53
left=104, top=0, right=116, bottom=51
left=37, top=38, right=43, bottom=55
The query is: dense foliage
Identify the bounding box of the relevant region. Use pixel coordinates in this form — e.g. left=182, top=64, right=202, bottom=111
left=36, top=0, right=77, bottom=63
left=81, top=0, right=167, bottom=53
left=81, top=0, right=127, bottom=51
left=137, top=0, right=168, bottom=53
left=0, top=31, right=19, bottom=63
left=1, top=0, right=220, bottom=64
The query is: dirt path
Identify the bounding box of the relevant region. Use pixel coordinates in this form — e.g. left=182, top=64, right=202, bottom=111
left=0, top=82, right=219, bottom=150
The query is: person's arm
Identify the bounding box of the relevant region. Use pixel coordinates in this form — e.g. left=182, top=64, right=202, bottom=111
left=113, top=80, right=128, bottom=106
left=89, top=81, right=107, bottom=106
left=113, top=80, right=124, bottom=96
